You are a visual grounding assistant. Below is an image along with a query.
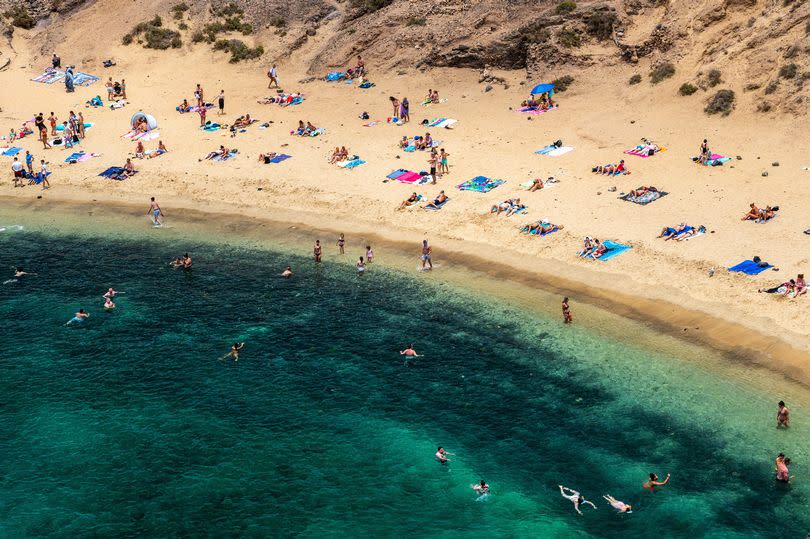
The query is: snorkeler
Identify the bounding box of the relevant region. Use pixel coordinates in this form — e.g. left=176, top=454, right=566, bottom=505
left=14, top=266, right=37, bottom=278
left=643, top=473, right=670, bottom=492
left=281, top=266, right=293, bottom=278
left=559, top=485, right=597, bottom=515
left=103, top=297, right=116, bottom=310
left=603, top=495, right=632, bottom=513
left=400, top=345, right=420, bottom=357
left=435, top=446, right=454, bottom=463
left=472, top=480, right=489, bottom=495
left=228, top=342, right=245, bottom=361
left=777, top=401, right=790, bottom=428
left=65, top=308, right=90, bottom=325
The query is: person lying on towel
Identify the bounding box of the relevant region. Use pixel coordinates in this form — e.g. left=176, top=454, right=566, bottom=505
left=629, top=185, right=658, bottom=198
left=398, top=192, right=420, bottom=210
left=258, top=152, right=278, bottom=164
left=633, top=138, right=660, bottom=155
left=424, top=190, right=447, bottom=209
left=522, top=221, right=562, bottom=235
left=205, top=145, right=230, bottom=160
left=593, top=160, right=628, bottom=175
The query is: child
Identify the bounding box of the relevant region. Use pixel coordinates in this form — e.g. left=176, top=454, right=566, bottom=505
left=365, top=245, right=374, bottom=263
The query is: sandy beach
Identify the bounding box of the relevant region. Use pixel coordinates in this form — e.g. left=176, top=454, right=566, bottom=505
left=1, top=0, right=808, bottom=358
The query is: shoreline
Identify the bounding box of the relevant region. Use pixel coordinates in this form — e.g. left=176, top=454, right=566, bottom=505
left=5, top=192, right=810, bottom=385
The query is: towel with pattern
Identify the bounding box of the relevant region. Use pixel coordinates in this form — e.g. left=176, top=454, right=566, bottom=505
left=457, top=176, right=505, bottom=193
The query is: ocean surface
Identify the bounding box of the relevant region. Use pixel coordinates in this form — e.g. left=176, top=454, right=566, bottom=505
left=0, top=222, right=808, bottom=537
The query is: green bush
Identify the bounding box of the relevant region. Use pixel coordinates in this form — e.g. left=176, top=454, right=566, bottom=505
left=172, top=3, right=189, bottom=19
left=213, top=38, right=264, bottom=63
left=555, top=1, right=577, bottom=14
left=144, top=27, right=182, bottom=49
left=558, top=28, right=581, bottom=47
left=3, top=6, right=36, bottom=29
left=268, top=15, right=286, bottom=27
left=552, top=75, right=574, bottom=92
left=679, top=82, right=698, bottom=96
left=650, top=62, right=675, bottom=83
left=214, top=2, right=243, bottom=17
left=191, top=30, right=205, bottom=43
left=122, top=33, right=133, bottom=45
left=406, top=16, right=427, bottom=26
left=628, top=74, right=641, bottom=85
left=350, top=0, right=394, bottom=16
left=585, top=11, right=617, bottom=40
left=707, top=69, right=721, bottom=87
left=779, top=63, right=797, bottom=79
left=705, top=89, right=735, bottom=116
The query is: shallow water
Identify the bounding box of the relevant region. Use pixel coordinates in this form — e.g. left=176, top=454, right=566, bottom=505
left=0, top=223, right=807, bottom=537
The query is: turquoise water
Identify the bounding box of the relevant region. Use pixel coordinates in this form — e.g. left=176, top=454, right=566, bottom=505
left=0, top=224, right=808, bottom=537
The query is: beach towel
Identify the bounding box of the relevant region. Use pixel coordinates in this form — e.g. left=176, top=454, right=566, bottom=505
left=457, top=176, right=505, bottom=193
left=624, top=147, right=666, bottom=158
left=396, top=171, right=425, bottom=184
left=110, top=99, right=128, bottom=110
left=267, top=154, right=291, bottom=164
left=98, top=166, right=136, bottom=180
left=325, top=72, right=346, bottom=81
left=64, top=151, right=85, bottom=163
left=1, top=147, right=22, bottom=156
left=621, top=190, right=668, bottom=205
left=87, top=96, right=104, bottom=107
left=122, top=130, right=160, bottom=141
left=597, top=240, right=632, bottom=261
left=535, top=145, right=574, bottom=156
left=358, top=81, right=375, bottom=89
left=386, top=169, right=408, bottom=180
left=31, top=68, right=65, bottom=84
left=72, top=72, right=99, bottom=86
left=364, top=121, right=380, bottom=127
left=695, top=153, right=732, bottom=166
left=425, top=197, right=450, bottom=211
left=210, top=150, right=238, bottom=162
left=728, top=260, right=773, bottom=275
left=339, top=158, right=365, bottom=170
left=202, top=123, right=221, bottom=132
left=56, top=122, right=93, bottom=132
left=522, top=225, right=559, bottom=237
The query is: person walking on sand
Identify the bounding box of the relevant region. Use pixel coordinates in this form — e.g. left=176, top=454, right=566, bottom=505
left=429, top=152, right=438, bottom=184
left=313, top=240, right=322, bottom=263
left=643, top=473, right=670, bottom=492
left=400, top=97, right=410, bottom=123
left=777, top=401, right=790, bottom=428
left=562, top=297, right=572, bottom=324
left=217, top=90, right=225, bottom=115
left=421, top=239, right=432, bottom=271
left=268, top=64, right=279, bottom=88
left=147, top=197, right=164, bottom=226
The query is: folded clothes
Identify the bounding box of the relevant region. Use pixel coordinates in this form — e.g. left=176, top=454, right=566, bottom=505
left=728, top=260, right=773, bottom=275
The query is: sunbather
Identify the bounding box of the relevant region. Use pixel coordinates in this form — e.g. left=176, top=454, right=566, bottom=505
left=425, top=190, right=447, bottom=210
left=178, top=99, right=190, bottom=112
left=329, top=147, right=341, bottom=164
left=205, top=145, right=230, bottom=160
left=147, top=140, right=168, bottom=159
left=135, top=140, right=145, bottom=159
left=676, top=225, right=705, bottom=240
left=398, top=192, right=420, bottom=210
left=578, top=237, right=595, bottom=257
left=122, top=158, right=136, bottom=177
left=507, top=199, right=526, bottom=216
left=593, top=160, right=628, bottom=175
left=629, top=186, right=658, bottom=198
left=523, top=221, right=562, bottom=235
left=794, top=274, right=807, bottom=297
left=759, top=280, right=795, bottom=295
left=398, top=136, right=409, bottom=149
left=742, top=203, right=760, bottom=221
left=528, top=178, right=544, bottom=192
left=306, top=121, right=317, bottom=134
left=232, top=114, right=254, bottom=129
left=590, top=241, right=608, bottom=259
left=632, top=138, right=660, bottom=155
left=756, top=205, right=777, bottom=223
left=259, top=152, right=278, bottom=164
left=491, top=199, right=514, bottom=215
left=338, top=146, right=348, bottom=161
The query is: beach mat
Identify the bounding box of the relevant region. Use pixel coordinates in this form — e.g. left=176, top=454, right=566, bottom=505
left=268, top=154, right=291, bottom=164
left=535, top=145, right=573, bottom=156
left=425, top=197, right=450, bottom=211
left=1, top=147, right=22, bottom=156
left=620, top=190, right=668, bottom=205
left=598, top=240, right=632, bottom=261
left=386, top=169, right=408, bottom=180
left=457, top=176, right=505, bottom=193
left=728, top=260, right=773, bottom=275
left=624, top=147, right=666, bottom=158
left=98, top=166, right=136, bottom=180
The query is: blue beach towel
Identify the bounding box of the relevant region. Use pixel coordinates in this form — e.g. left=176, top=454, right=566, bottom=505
left=343, top=159, right=366, bottom=170
left=64, top=152, right=85, bottom=163
left=598, top=241, right=632, bottom=261
left=523, top=226, right=559, bottom=237
left=534, top=145, right=556, bottom=155
left=457, top=176, right=506, bottom=193
left=325, top=72, right=346, bottom=81
left=2, top=147, right=22, bottom=156
left=425, top=197, right=450, bottom=211
left=386, top=169, right=407, bottom=180
left=268, top=154, right=291, bottom=163
left=728, top=260, right=773, bottom=275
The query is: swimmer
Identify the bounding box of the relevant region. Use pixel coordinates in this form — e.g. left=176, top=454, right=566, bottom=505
left=777, top=400, right=790, bottom=428
left=281, top=265, right=293, bottom=278
left=643, top=473, right=670, bottom=492
left=775, top=453, right=792, bottom=483
left=472, top=480, right=489, bottom=495
left=103, top=287, right=118, bottom=299
left=65, top=308, right=89, bottom=325
left=603, top=495, right=632, bottom=513
left=400, top=345, right=420, bottom=357
left=228, top=342, right=245, bottom=361
left=435, top=446, right=455, bottom=463
left=559, top=485, right=597, bottom=515
left=103, top=297, right=116, bottom=310
left=14, top=266, right=37, bottom=278
left=182, top=254, right=193, bottom=269
left=169, top=257, right=183, bottom=268
left=357, top=256, right=366, bottom=274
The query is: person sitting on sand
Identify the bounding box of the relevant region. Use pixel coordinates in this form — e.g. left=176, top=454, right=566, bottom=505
left=329, top=147, right=341, bottom=164
left=742, top=203, right=760, bottom=221
left=258, top=152, right=278, bottom=164
left=337, top=146, right=348, bottom=162
left=593, top=160, right=628, bottom=175
left=178, top=99, right=190, bottom=112
left=296, top=120, right=306, bottom=135
left=756, top=205, right=777, bottom=223
left=122, top=158, right=136, bottom=177
left=398, top=192, right=420, bottom=210
left=794, top=274, right=807, bottom=297
left=578, top=237, right=595, bottom=257
left=423, top=133, right=433, bottom=149
left=147, top=140, right=168, bottom=159
left=205, top=145, right=229, bottom=160
left=528, top=178, right=544, bottom=192
left=135, top=140, right=145, bottom=159
left=305, top=121, right=317, bottom=134
left=431, top=90, right=440, bottom=103
left=398, top=136, right=409, bottom=149
left=590, top=241, right=608, bottom=259
left=759, top=279, right=795, bottom=295
left=425, top=190, right=447, bottom=210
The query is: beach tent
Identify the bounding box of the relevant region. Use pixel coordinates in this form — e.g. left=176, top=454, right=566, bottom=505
left=530, top=83, right=555, bottom=96
left=131, top=112, right=158, bottom=130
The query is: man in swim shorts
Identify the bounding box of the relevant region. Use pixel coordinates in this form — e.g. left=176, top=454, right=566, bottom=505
left=435, top=446, right=454, bottom=463
left=66, top=308, right=90, bottom=325
left=559, top=485, right=597, bottom=515
left=421, top=240, right=432, bottom=270
left=148, top=197, right=164, bottom=226
left=643, top=473, right=670, bottom=492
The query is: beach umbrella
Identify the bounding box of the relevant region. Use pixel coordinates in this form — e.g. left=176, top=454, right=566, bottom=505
left=530, top=83, right=555, bottom=95
left=130, top=112, right=157, bottom=130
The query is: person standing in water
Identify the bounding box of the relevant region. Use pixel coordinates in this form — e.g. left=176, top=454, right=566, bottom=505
left=66, top=308, right=89, bottom=325
left=559, top=485, right=597, bottom=515
left=356, top=256, right=366, bottom=274
left=643, top=473, right=670, bottom=492
left=281, top=266, right=293, bottom=278
left=777, top=401, right=790, bottom=428
left=182, top=254, right=193, bottom=268
left=337, top=233, right=345, bottom=254
left=103, top=287, right=118, bottom=299
left=421, top=239, right=432, bottom=271
left=313, top=240, right=322, bottom=263
left=103, top=296, right=116, bottom=310
left=775, top=453, right=792, bottom=483
left=562, top=297, right=572, bottom=324
left=228, top=342, right=245, bottom=361
left=435, top=446, right=454, bottom=463
left=472, top=480, right=489, bottom=495
left=400, top=345, right=420, bottom=357
left=148, top=197, right=164, bottom=226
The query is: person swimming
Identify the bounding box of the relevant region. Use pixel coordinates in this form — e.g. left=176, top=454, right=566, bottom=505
left=472, top=480, right=489, bottom=495
left=65, top=308, right=89, bottom=325
left=169, top=257, right=183, bottom=268
left=182, top=254, right=193, bottom=269
left=603, top=494, right=632, bottom=513
left=104, top=297, right=116, bottom=310
left=228, top=342, right=245, bottom=361
left=559, top=485, right=597, bottom=515
left=103, top=287, right=118, bottom=299
left=281, top=266, right=293, bottom=278
left=14, top=266, right=37, bottom=278
left=400, top=345, right=420, bottom=357
left=435, top=446, right=454, bottom=463
left=643, top=473, right=670, bottom=492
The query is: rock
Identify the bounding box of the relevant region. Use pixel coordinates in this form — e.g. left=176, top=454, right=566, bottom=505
left=772, top=161, right=779, bottom=166
left=736, top=155, right=742, bottom=160
left=630, top=120, right=635, bottom=124
left=597, top=191, right=602, bottom=195
left=484, top=85, right=493, bottom=92
left=608, top=186, right=617, bottom=192
left=762, top=171, right=768, bottom=177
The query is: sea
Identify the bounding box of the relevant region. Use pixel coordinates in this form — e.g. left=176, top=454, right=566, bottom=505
left=0, top=214, right=807, bottom=537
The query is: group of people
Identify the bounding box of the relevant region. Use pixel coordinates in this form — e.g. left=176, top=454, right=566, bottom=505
left=169, top=254, right=193, bottom=269
left=294, top=120, right=320, bottom=136
left=329, top=146, right=349, bottom=164
left=577, top=237, right=609, bottom=259
left=104, top=77, right=127, bottom=101
left=490, top=198, right=526, bottom=216
left=592, top=160, right=628, bottom=175
left=742, top=203, right=778, bottom=223
left=134, top=140, right=168, bottom=159
left=759, top=274, right=806, bottom=298
left=658, top=223, right=706, bottom=241
left=521, top=91, right=555, bottom=111
left=399, top=133, right=437, bottom=151
left=389, top=96, right=410, bottom=123
left=10, top=151, right=49, bottom=189
left=422, top=89, right=441, bottom=105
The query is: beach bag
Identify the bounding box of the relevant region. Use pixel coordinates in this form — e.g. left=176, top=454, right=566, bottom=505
left=553, top=139, right=562, bottom=148
left=360, top=112, right=369, bottom=120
